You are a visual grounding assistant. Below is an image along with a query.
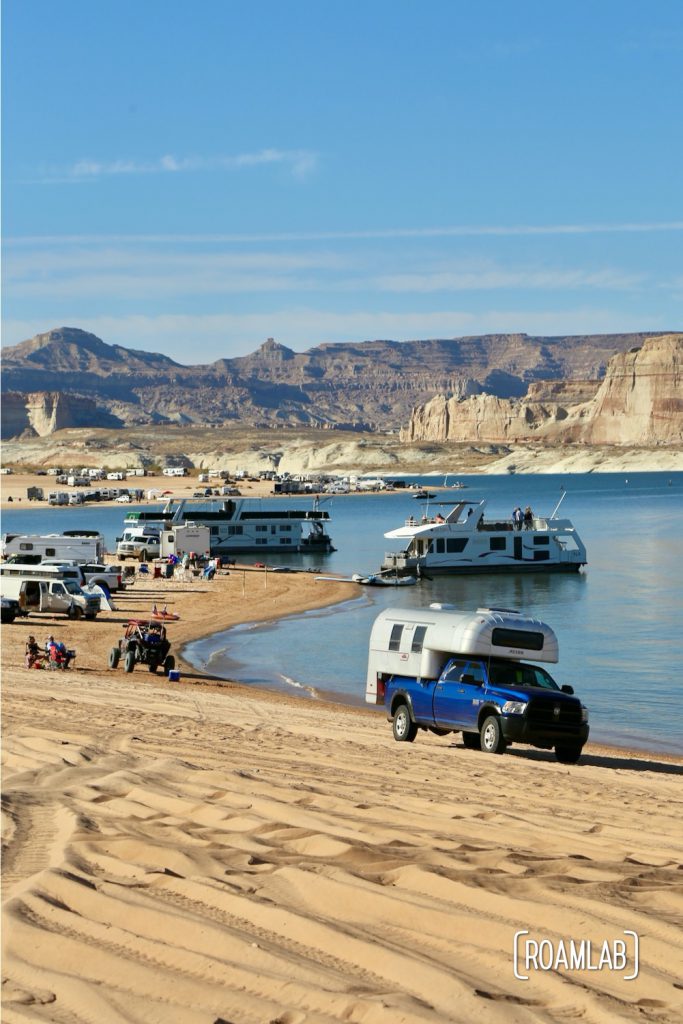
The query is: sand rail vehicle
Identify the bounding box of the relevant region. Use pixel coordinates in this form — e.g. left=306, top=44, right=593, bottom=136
left=109, top=619, right=176, bottom=675
left=366, top=605, right=589, bottom=763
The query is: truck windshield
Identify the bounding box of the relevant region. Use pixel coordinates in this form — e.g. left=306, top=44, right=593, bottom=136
left=63, top=581, right=83, bottom=595
left=487, top=659, right=559, bottom=691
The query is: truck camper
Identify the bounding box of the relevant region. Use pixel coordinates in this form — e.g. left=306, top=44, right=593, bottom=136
left=367, top=605, right=589, bottom=763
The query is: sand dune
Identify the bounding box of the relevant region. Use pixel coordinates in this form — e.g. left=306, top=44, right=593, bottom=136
left=2, top=573, right=682, bottom=1022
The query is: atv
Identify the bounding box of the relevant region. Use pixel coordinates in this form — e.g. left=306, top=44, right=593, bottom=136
left=109, top=619, right=176, bottom=675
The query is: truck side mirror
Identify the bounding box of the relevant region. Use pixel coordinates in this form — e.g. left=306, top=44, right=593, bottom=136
left=561, top=684, right=574, bottom=695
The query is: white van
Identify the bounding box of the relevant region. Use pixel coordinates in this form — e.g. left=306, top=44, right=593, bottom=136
left=0, top=565, right=100, bottom=619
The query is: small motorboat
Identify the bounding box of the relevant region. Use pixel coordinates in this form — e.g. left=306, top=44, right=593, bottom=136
left=412, top=490, right=436, bottom=500
left=351, top=572, right=418, bottom=587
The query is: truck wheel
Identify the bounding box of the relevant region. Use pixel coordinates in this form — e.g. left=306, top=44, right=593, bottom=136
left=480, top=715, right=507, bottom=754
left=392, top=704, right=417, bottom=743
left=462, top=732, right=480, bottom=750
left=109, top=647, right=120, bottom=668
left=164, top=655, right=176, bottom=676
left=67, top=605, right=83, bottom=620
left=555, top=744, right=583, bottom=765
left=139, top=550, right=148, bottom=562
left=124, top=650, right=136, bottom=673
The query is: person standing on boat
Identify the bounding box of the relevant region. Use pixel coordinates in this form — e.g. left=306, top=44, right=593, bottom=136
left=523, top=505, right=534, bottom=530
left=513, top=506, right=523, bottom=531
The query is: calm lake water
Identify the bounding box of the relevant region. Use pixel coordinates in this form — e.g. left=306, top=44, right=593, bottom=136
left=3, top=472, right=682, bottom=753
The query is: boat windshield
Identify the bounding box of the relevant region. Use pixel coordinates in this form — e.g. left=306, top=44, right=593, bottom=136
left=487, top=658, right=559, bottom=691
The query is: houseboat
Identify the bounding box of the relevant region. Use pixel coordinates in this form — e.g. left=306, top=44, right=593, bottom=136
left=381, top=495, right=586, bottom=575
left=122, top=497, right=334, bottom=556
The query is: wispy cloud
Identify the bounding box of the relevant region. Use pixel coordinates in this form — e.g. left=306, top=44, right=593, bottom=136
left=6, top=220, right=683, bottom=244
left=34, top=149, right=318, bottom=184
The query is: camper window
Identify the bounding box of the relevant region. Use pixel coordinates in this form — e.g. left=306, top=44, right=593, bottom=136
left=388, top=624, right=404, bottom=652
left=491, top=627, right=544, bottom=651
left=411, top=625, right=427, bottom=653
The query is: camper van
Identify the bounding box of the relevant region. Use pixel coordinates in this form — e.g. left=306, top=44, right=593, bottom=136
left=366, top=605, right=589, bottom=763
left=0, top=564, right=100, bottom=619
left=0, top=531, right=105, bottom=563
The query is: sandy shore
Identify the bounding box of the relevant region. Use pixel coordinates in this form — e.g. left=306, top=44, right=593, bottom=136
left=2, top=572, right=683, bottom=1022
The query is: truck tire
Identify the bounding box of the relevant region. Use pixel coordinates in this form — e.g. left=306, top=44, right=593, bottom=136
left=124, top=650, right=136, bottom=673
left=109, top=647, right=120, bottom=669
left=164, top=655, right=176, bottom=676
left=392, top=704, right=417, bottom=743
left=480, top=715, right=507, bottom=754
left=555, top=744, right=583, bottom=765
left=139, top=550, right=148, bottom=563
left=462, top=732, right=480, bottom=750
left=67, top=605, right=83, bottom=620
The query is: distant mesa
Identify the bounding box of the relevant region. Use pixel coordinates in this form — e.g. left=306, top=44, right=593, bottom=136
left=1, top=325, right=680, bottom=445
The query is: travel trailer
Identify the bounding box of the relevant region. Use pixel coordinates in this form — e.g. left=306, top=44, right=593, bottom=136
left=0, top=531, right=105, bottom=563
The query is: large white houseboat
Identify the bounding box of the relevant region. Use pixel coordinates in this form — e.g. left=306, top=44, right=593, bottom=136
left=122, top=498, right=334, bottom=556
left=381, top=496, right=586, bottom=575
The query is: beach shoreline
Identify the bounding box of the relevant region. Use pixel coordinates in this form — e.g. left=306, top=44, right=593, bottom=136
left=3, top=569, right=682, bottom=1020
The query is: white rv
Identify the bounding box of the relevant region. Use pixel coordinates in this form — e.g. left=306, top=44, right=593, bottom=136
left=0, top=531, right=105, bottom=563
left=163, top=467, right=188, bottom=477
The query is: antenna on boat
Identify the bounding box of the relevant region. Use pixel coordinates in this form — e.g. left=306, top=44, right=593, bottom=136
left=549, top=490, right=567, bottom=520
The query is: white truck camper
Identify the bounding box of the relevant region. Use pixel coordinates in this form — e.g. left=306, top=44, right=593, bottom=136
left=159, top=524, right=211, bottom=559
left=366, top=605, right=558, bottom=704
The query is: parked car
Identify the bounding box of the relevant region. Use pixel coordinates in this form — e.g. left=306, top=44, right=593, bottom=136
left=1, top=596, right=22, bottom=623
left=109, top=620, right=175, bottom=675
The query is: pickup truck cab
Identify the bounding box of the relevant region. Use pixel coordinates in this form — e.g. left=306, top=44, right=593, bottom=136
left=367, top=605, right=589, bottom=764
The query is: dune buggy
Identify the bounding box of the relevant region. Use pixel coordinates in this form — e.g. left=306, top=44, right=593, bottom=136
left=109, top=619, right=176, bottom=675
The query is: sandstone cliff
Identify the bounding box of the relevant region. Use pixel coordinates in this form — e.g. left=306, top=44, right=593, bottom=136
left=401, top=334, right=683, bottom=447
left=0, top=391, right=121, bottom=439
left=1, top=327, right=665, bottom=436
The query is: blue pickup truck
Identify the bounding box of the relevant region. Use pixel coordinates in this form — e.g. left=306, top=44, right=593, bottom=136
left=366, top=605, right=589, bottom=763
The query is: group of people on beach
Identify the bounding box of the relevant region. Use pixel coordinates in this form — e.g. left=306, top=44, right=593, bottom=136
left=25, top=634, right=74, bottom=670
left=512, top=505, right=534, bottom=530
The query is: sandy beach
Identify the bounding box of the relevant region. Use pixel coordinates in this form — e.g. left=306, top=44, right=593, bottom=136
left=2, top=568, right=683, bottom=1023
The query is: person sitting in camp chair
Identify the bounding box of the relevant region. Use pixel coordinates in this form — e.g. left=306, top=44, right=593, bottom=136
left=25, top=635, right=44, bottom=669
left=45, top=635, right=74, bottom=670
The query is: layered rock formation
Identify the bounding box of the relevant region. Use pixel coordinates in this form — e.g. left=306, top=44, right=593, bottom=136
left=402, top=334, right=683, bottom=446
left=0, top=391, right=121, bottom=439
left=1, top=327, right=665, bottom=437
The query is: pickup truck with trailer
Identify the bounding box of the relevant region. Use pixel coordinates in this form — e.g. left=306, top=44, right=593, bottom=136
left=366, top=605, right=589, bottom=764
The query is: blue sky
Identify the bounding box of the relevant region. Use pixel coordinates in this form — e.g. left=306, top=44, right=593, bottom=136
left=2, top=0, right=681, bottom=362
